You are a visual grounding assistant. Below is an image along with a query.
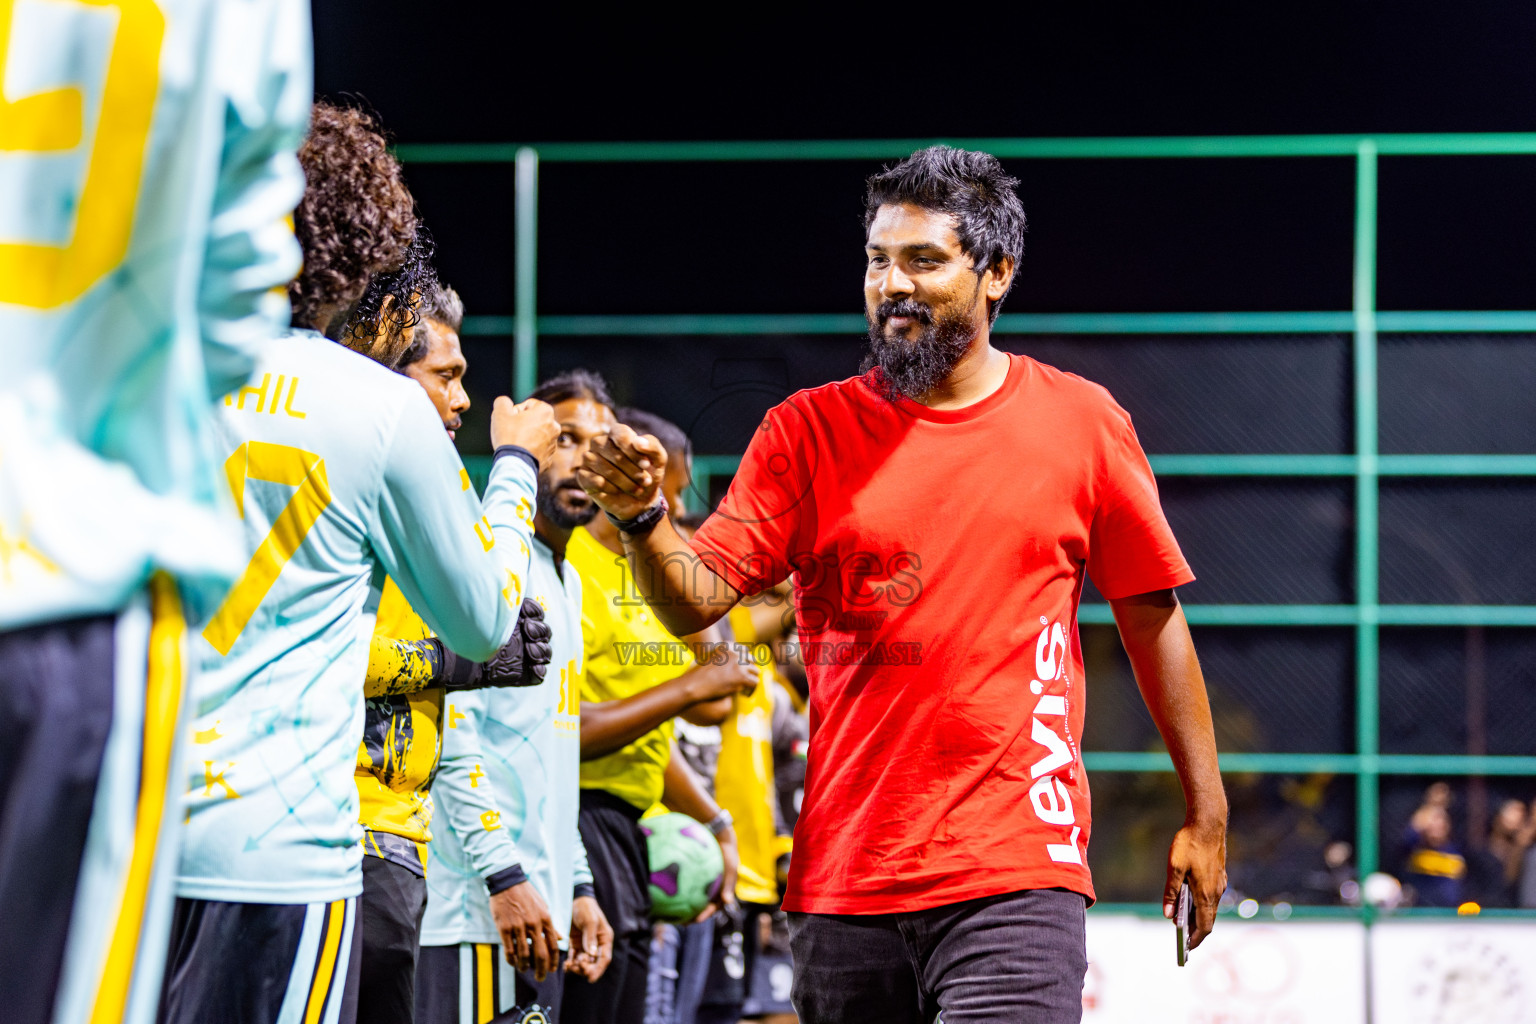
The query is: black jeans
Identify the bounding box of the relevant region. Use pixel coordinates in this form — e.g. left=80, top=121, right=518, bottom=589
left=789, top=888, right=1088, bottom=1024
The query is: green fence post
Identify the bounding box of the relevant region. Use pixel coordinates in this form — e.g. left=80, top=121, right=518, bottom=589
left=1354, top=140, right=1381, bottom=882
left=514, top=147, right=539, bottom=399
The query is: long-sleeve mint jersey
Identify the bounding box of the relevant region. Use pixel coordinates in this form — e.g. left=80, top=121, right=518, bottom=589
left=177, top=330, right=538, bottom=904
left=0, top=0, right=310, bottom=629
left=423, top=535, right=591, bottom=945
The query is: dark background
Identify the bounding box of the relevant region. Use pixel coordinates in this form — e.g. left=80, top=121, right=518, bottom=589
left=315, top=5, right=1536, bottom=901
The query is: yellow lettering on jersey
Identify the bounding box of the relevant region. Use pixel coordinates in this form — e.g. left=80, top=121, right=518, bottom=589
left=459, top=468, right=472, bottom=492
left=0, top=520, right=60, bottom=581
left=202, top=761, right=239, bottom=799
left=448, top=704, right=466, bottom=729
left=283, top=376, right=307, bottom=419
left=515, top=497, right=534, bottom=526
left=502, top=569, right=521, bottom=609
left=203, top=442, right=334, bottom=656
left=0, top=0, right=164, bottom=307
left=229, top=373, right=273, bottom=412
left=267, top=376, right=286, bottom=413
left=480, top=810, right=501, bottom=831
left=469, top=764, right=485, bottom=789
left=193, top=721, right=224, bottom=744
left=555, top=659, right=580, bottom=716
left=474, top=516, right=495, bottom=552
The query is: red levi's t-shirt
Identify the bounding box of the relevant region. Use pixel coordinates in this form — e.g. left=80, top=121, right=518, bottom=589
left=689, top=353, right=1194, bottom=914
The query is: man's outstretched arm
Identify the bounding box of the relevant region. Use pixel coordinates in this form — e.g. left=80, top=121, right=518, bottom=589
left=579, top=651, right=757, bottom=760
left=577, top=425, right=741, bottom=637
left=1109, top=588, right=1228, bottom=949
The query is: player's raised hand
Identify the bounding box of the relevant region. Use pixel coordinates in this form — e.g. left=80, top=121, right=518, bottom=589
left=577, top=422, right=668, bottom=521
left=1163, top=819, right=1227, bottom=950
left=490, top=396, right=559, bottom=468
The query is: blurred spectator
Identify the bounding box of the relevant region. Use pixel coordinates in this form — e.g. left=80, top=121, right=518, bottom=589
left=1468, top=798, right=1534, bottom=907
left=1400, top=785, right=1467, bottom=907
left=1519, top=799, right=1536, bottom=909
left=1302, top=840, right=1357, bottom=905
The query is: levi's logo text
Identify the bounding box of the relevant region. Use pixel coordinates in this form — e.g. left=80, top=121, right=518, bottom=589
left=1027, top=618, right=1084, bottom=866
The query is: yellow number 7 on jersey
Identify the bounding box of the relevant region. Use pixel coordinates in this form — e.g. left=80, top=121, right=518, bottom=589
left=203, top=442, right=333, bottom=656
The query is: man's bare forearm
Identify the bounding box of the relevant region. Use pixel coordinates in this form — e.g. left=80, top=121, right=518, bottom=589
left=579, top=666, right=720, bottom=760
left=1109, top=590, right=1226, bottom=824
left=618, top=517, right=740, bottom=637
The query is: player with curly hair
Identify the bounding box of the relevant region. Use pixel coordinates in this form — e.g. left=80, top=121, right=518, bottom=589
left=342, top=226, right=438, bottom=370
left=159, top=103, right=561, bottom=1024
left=287, top=101, right=419, bottom=357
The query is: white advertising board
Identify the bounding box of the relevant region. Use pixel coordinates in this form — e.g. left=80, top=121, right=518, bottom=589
left=1083, top=915, right=1367, bottom=1024
left=1371, top=921, right=1536, bottom=1024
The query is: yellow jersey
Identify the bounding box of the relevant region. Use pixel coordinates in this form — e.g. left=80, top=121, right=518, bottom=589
left=717, top=606, right=785, bottom=905
left=568, top=525, right=690, bottom=811
left=355, top=577, right=444, bottom=873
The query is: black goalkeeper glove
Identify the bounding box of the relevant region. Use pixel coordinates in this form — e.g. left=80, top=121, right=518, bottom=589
left=433, top=598, right=554, bottom=691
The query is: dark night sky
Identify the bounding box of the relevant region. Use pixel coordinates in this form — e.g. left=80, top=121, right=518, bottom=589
left=310, top=4, right=1536, bottom=452
left=313, top=6, right=1536, bottom=142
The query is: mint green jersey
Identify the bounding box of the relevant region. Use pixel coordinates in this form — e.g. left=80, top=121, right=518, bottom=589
left=423, top=534, right=591, bottom=945
left=0, top=0, right=310, bottom=629
left=177, top=330, right=538, bottom=904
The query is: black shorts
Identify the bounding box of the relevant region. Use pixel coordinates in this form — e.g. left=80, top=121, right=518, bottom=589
left=159, top=896, right=361, bottom=1024
left=574, top=789, right=650, bottom=936
left=359, top=854, right=427, bottom=1024
left=0, top=614, right=117, bottom=1024
left=415, top=942, right=564, bottom=1023
left=562, top=790, right=650, bottom=1024
left=2, top=576, right=188, bottom=1024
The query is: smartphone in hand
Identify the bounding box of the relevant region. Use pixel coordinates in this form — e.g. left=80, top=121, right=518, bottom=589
left=1174, top=881, right=1194, bottom=966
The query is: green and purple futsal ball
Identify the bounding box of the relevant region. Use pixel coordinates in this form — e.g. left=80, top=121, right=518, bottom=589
left=643, top=812, right=724, bottom=923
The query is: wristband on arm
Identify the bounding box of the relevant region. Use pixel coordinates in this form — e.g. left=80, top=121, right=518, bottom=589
left=605, top=496, right=669, bottom=536
left=492, top=444, right=539, bottom=475
left=485, top=863, right=529, bottom=896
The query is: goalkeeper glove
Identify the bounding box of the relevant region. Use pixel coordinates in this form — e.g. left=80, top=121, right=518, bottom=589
left=434, top=598, right=554, bottom=690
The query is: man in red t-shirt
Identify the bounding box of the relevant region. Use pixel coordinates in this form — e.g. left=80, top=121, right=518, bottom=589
left=576, top=146, right=1228, bottom=1024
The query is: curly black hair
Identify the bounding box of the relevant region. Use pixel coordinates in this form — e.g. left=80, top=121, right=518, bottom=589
left=289, top=100, right=418, bottom=339
left=864, top=146, right=1027, bottom=322
left=343, top=225, right=437, bottom=367
left=396, top=279, right=465, bottom=369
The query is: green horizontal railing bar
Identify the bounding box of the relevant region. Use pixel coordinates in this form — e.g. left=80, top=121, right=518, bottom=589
left=1378, top=454, right=1536, bottom=475
left=459, top=310, right=1536, bottom=338
left=1377, top=311, right=1536, bottom=332
left=1149, top=454, right=1536, bottom=476
left=1084, top=752, right=1360, bottom=773
left=1084, top=752, right=1536, bottom=775
left=1077, top=603, right=1536, bottom=627
left=1077, top=604, right=1359, bottom=626
left=536, top=314, right=866, bottom=336
left=1148, top=454, right=1358, bottom=476
left=1376, top=605, right=1536, bottom=626
left=398, top=132, right=1536, bottom=165
left=695, top=453, right=1536, bottom=481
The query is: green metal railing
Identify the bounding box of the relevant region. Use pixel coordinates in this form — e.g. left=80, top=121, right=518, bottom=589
left=433, top=133, right=1536, bottom=907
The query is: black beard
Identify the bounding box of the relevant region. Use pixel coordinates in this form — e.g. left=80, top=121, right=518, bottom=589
left=860, top=298, right=981, bottom=402
left=537, top=476, right=599, bottom=529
